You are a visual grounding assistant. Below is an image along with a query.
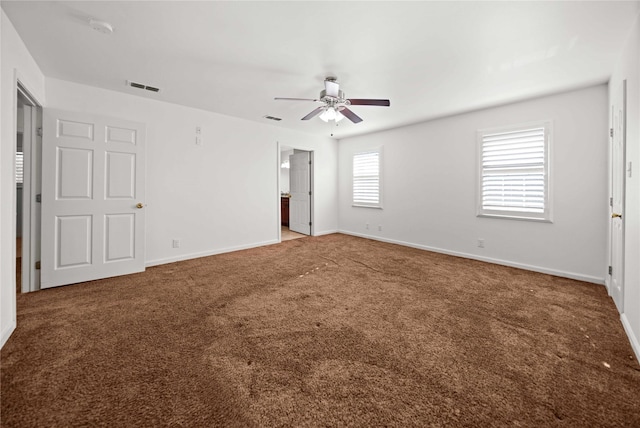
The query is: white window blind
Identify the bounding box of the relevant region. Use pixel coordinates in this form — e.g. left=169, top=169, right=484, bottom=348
left=16, top=152, right=24, bottom=184
left=353, top=150, right=381, bottom=208
left=479, top=123, right=550, bottom=221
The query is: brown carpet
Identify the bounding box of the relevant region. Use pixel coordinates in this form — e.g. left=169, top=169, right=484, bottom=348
left=2, top=234, right=639, bottom=427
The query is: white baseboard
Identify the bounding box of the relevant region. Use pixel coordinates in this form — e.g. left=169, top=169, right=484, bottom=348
left=621, top=314, right=640, bottom=362
left=145, top=230, right=337, bottom=269
left=145, top=239, right=280, bottom=267
left=337, top=230, right=605, bottom=285
left=0, top=320, right=16, bottom=350
left=313, top=229, right=338, bottom=237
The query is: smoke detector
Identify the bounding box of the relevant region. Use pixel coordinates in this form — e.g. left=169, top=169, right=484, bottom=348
left=89, top=19, right=114, bottom=35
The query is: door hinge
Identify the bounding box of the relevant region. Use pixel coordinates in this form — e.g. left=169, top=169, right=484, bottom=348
left=37, top=127, right=43, bottom=137
left=35, top=261, right=41, bottom=270
left=308, top=191, right=312, bottom=196
left=608, top=266, right=612, bottom=275
left=309, top=221, right=312, bottom=226
left=309, top=160, right=312, bottom=165
left=610, top=197, right=613, bottom=207
left=610, top=128, right=614, bottom=138
left=36, top=194, right=42, bottom=203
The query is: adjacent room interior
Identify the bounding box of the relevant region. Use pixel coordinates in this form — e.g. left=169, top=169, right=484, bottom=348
left=1, top=1, right=640, bottom=426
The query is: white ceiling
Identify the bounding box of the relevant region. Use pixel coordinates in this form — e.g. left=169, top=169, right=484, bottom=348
left=2, top=1, right=639, bottom=139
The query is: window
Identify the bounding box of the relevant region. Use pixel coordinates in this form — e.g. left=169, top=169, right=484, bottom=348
left=353, top=149, right=382, bottom=208
left=16, top=152, right=24, bottom=184
left=478, top=122, right=551, bottom=221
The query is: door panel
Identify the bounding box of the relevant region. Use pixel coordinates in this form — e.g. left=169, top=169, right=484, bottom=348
left=289, top=152, right=310, bottom=235
left=106, top=152, right=135, bottom=198
left=57, top=148, right=93, bottom=199
left=58, top=119, right=94, bottom=139
left=41, top=109, right=146, bottom=288
left=105, top=214, right=135, bottom=262
left=56, top=215, right=92, bottom=268
left=610, top=80, right=626, bottom=313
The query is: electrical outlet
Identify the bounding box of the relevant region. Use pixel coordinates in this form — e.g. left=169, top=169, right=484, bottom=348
left=172, top=239, right=180, bottom=248
left=195, top=126, right=202, bottom=145
left=477, top=239, right=484, bottom=248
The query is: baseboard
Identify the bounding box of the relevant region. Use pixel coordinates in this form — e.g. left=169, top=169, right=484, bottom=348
left=621, top=314, right=640, bottom=362
left=337, top=230, right=605, bottom=285
left=145, top=231, right=338, bottom=268
left=145, top=239, right=280, bottom=267
left=313, top=229, right=338, bottom=237
left=0, top=320, right=16, bottom=350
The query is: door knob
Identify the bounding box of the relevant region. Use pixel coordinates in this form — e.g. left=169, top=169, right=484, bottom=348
left=136, top=203, right=144, bottom=209
left=612, top=213, right=622, bottom=219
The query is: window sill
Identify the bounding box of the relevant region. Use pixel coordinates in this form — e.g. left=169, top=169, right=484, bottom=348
left=477, top=213, right=552, bottom=223
left=353, top=204, right=383, bottom=209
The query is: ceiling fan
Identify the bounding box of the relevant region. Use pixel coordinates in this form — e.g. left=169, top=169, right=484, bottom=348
left=274, top=77, right=390, bottom=124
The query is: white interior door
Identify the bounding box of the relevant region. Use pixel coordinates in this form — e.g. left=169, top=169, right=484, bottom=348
left=289, top=151, right=311, bottom=235
left=610, top=80, right=626, bottom=313
left=19, top=101, right=41, bottom=293
left=41, top=109, right=146, bottom=288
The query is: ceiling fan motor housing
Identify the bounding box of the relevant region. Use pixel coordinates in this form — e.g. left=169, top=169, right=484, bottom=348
left=320, top=89, right=348, bottom=107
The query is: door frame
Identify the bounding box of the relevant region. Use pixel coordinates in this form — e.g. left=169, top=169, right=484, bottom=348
left=276, top=142, right=314, bottom=241
left=16, top=81, right=43, bottom=293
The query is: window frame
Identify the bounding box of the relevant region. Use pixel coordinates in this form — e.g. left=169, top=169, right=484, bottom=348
left=352, top=148, right=383, bottom=209
left=477, top=121, right=553, bottom=222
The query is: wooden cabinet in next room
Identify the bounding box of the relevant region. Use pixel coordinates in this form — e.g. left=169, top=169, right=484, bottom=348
left=281, top=197, right=289, bottom=226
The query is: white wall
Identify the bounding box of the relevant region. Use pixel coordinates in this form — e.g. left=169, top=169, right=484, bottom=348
left=0, top=10, right=46, bottom=348
left=610, top=11, right=640, bottom=360
left=45, top=78, right=338, bottom=267
left=338, top=85, right=609, bottom=284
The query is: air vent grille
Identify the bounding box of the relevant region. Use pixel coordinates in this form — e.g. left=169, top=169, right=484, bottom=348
left=127, top=80, right=160, bottom=93
left=263, top=115, right=282, bottom=121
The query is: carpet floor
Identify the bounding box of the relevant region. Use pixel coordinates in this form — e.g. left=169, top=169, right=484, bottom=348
left=2, top=233, right=639, bottom=427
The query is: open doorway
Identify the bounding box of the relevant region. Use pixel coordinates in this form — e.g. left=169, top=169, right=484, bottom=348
left=279, top=145, right=313, bottom=241
left=16, top=83, right=43, bottom=293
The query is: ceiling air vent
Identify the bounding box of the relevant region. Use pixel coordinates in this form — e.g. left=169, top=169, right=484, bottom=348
left=263, top=115, right=282, bottom=121
left=126, top=80, right=160, bottom=93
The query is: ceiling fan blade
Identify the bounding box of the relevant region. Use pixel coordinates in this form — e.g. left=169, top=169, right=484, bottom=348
left=301, top=106, right=325, bottom=121
left=348, top=98, right=390, bottom=106
left=339, top=107, right=363, bottom=123
left=325, top=80, right=340, bottom=98
left=274, top=97, right=320, bottom=102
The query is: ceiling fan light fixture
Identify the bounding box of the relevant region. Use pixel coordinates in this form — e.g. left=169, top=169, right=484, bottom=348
left=320, top=107, right=343, bottom=122
left=319, top=108, right=332, bottom=122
